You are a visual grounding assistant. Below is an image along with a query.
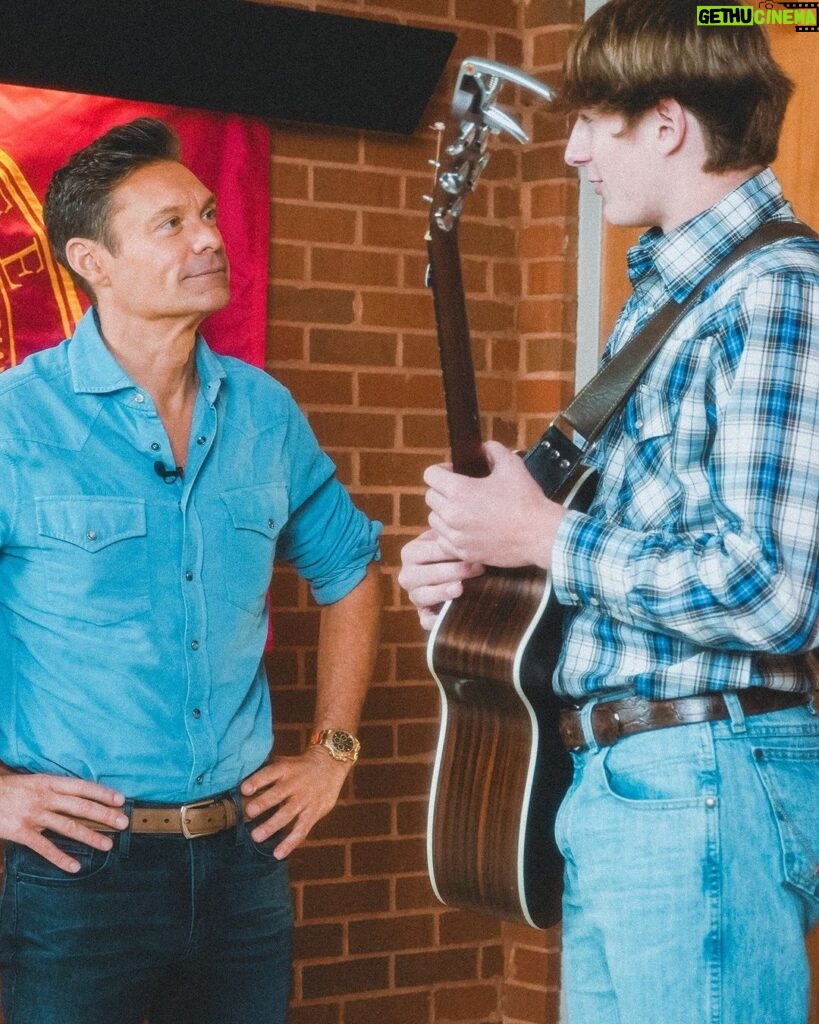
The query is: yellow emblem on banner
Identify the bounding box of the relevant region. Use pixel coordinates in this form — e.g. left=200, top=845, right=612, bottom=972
left=0, top=149, right=82, bottom=372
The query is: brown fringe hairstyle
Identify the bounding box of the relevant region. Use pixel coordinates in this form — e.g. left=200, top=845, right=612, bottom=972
left=562, top=0, right=793, bottom=172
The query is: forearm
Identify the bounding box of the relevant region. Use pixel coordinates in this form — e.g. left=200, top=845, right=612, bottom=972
left=312, top=560, right=382, bottom=734
left=241, top=560, right=381, bottom=856
left=552, top=509, right=819, bottom=653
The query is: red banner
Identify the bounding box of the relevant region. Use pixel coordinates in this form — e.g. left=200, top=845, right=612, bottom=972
left=0, top=85, right=270, bottom=371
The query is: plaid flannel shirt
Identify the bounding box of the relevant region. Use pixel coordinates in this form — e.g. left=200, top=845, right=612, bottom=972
left=551, top=168, right=819, bottom=700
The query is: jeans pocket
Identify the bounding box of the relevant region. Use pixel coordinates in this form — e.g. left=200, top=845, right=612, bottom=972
left=751, top=743, right=819, bottom=902
left=240, top=806, right=287, bottom=862
left=242, top=830, right=280, bottom=861
left=9, top=835, right=114, bottom=885
left=601, top=732, right=710, bottom=809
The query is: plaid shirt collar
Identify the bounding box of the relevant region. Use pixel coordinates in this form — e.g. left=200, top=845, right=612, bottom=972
left=625, top=167, right=794, bottom=303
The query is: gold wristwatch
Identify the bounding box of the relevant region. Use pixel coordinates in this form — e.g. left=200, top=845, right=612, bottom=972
left=309, top=728, right=361, bottom=764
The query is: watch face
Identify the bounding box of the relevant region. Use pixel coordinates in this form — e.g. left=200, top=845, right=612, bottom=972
left=331, top=731, right=355, bottom=754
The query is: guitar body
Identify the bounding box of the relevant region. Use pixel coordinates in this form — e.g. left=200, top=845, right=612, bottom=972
left=426, top=464, right=597, bottom=928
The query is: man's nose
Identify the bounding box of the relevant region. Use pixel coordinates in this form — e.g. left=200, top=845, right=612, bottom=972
left=564, top=120, right=589, bottom=167
left=191, top=220, right=224, bottom=252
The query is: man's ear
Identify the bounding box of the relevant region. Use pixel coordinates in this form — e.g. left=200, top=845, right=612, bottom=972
left=653, top=97, right=689, bottom=156
left=64, top=238, right=110, bottom=290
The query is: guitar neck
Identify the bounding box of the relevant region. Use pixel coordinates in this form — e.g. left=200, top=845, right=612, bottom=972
left=427, top=224, right=490, bottom=479
left=424, top=59, right=553, bottom=480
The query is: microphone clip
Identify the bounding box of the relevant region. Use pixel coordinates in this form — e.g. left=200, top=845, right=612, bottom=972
left=154, top=461, right=184, bottom=484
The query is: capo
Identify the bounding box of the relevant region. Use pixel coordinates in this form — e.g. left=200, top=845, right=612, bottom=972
left=429, top=57, right=554, bottom=233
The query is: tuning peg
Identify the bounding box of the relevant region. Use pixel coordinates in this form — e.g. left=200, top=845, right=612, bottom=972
left=449, top=121, right=478, bottom=155
left=422, top=194, right=434, bottom=204
left=440, top=171, right=465, bottom=195
left=466, top=154, right=490, bottom=189
left=434, top=196, right=464, bottom=232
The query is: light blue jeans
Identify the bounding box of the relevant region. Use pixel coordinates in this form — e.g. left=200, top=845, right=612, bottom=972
left=555, top=698, right=819, bottom=1024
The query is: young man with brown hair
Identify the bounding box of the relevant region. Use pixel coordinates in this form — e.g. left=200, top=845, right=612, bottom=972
left=400, top=2, right=819, bottom=1020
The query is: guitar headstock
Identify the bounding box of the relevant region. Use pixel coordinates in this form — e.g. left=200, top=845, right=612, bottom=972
left=426, top=57, right=555, bottom=234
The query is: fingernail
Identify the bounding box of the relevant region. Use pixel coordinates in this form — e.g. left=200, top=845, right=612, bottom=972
left=116, top=815, right=129, bottom=829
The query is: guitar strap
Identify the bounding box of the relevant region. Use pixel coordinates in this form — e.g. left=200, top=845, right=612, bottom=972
left=524, top=219, right=818, bottom=495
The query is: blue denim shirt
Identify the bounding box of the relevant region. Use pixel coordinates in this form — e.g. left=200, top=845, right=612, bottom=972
left=0, top=309, right=381, bottom=800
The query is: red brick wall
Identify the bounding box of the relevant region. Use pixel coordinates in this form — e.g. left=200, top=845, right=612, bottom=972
left=261, top=1, right=583, bottom=1021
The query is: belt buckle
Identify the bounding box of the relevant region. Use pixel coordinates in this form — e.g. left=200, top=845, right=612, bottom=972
left=180, top=798, right=222, bottom=839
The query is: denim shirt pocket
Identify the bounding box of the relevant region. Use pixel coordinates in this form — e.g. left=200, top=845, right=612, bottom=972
left=220, top=483, right=288, bottom=615
left=35, top=496, right=150, bottom=625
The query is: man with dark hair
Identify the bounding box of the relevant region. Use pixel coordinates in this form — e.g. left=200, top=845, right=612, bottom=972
left=0, top=117, right=382, bottom=1023
left=400, top=2, right=819, bottom=1021
left=44, top=117, right=182, bottom=300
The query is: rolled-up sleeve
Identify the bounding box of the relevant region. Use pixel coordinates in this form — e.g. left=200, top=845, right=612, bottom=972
left=276, top=397, right=381, bottom=605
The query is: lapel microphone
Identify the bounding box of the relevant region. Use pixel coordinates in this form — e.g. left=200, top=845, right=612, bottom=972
left=154, top=461, right=184, bottom=484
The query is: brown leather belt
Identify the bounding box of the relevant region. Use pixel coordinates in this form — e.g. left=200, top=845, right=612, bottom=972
left=78, top=795, right=249, bottom=839
left=558, top=687, right=811, bottom=752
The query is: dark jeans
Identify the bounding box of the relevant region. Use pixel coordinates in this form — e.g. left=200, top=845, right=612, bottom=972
left=0, top=799, right=293, bottom=1024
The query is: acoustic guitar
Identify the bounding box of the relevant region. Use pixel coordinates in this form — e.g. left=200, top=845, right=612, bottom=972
left=423, top=58, right=595, bottom=929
